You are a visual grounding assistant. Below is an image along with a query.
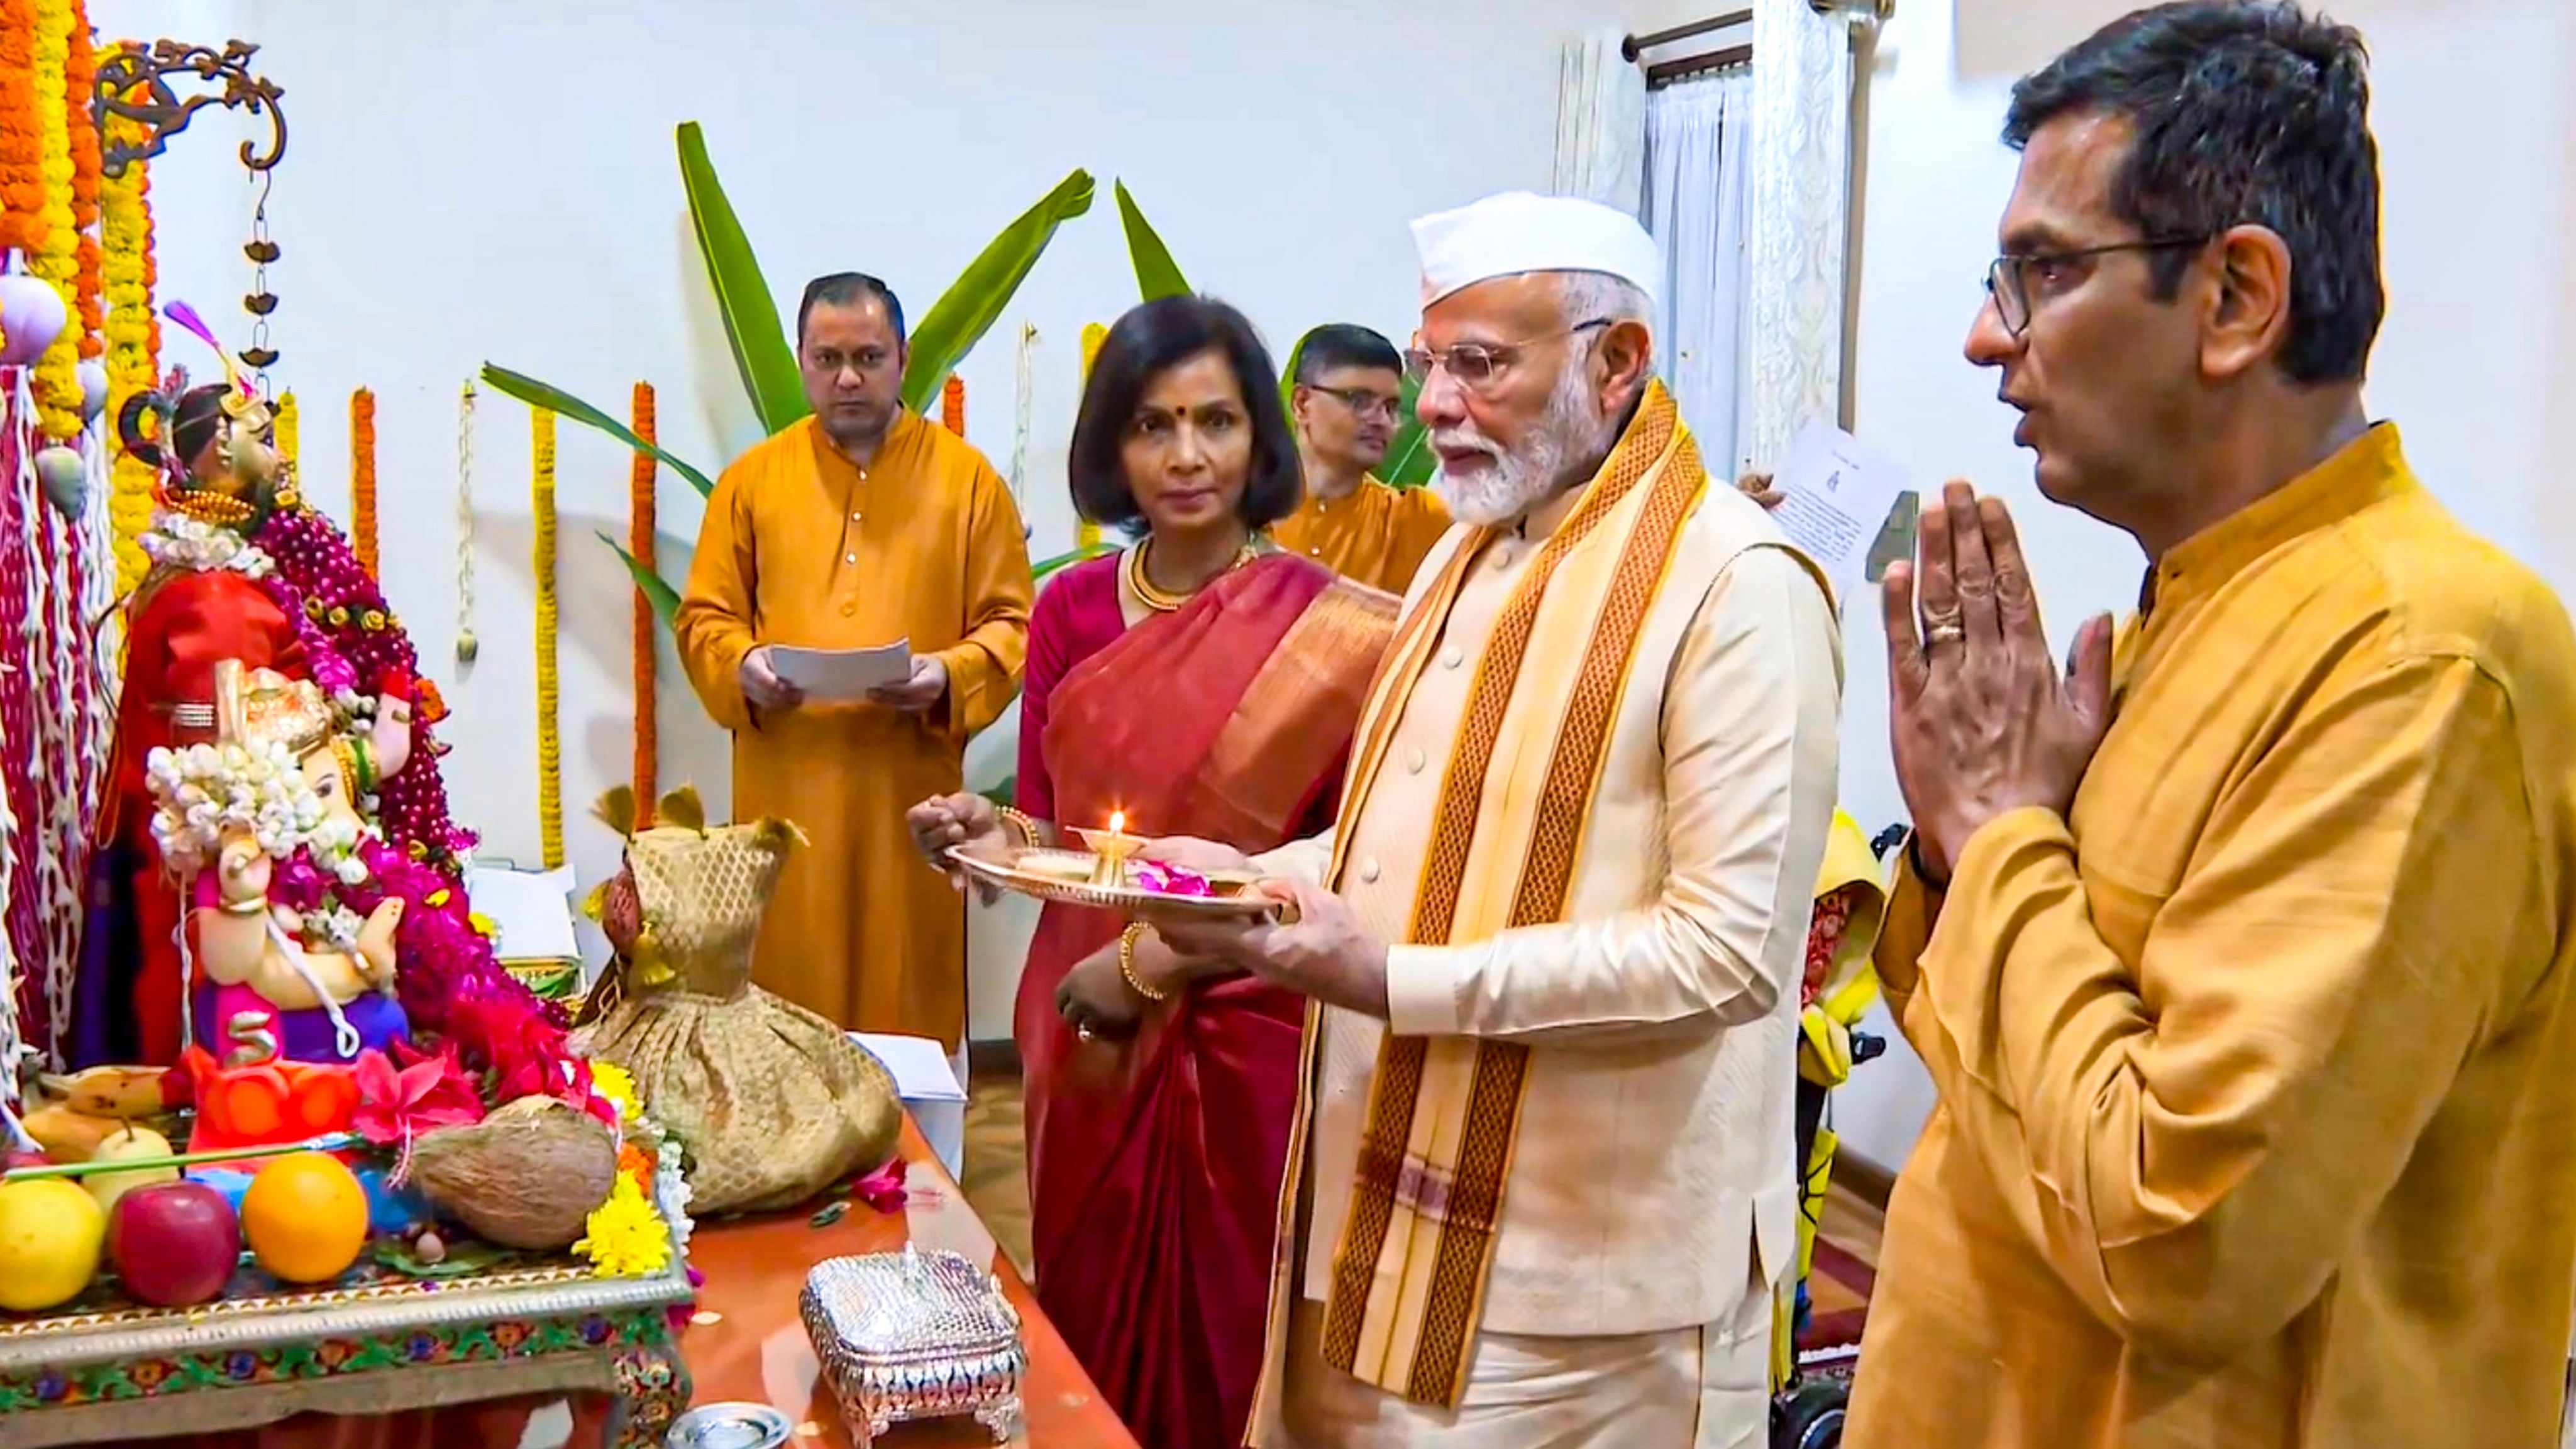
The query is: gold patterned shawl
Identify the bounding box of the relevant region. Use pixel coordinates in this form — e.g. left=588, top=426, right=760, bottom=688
left=1298, top=382, right=1710, bottom=1408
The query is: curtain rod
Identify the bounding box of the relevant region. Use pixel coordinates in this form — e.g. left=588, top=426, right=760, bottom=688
left=1645, top=43, right=1752, bottom=88
left=1622, top=8, right=1754, bottom=63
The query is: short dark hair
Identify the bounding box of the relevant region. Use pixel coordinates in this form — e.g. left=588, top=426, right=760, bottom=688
left=1292, top=324, right=1403, bottom=385
left=1068, top=295, right=1302, bottom=532
left=797, top=272, right=907, bottom=348
left=2004, top=0, right=2380, bottom=385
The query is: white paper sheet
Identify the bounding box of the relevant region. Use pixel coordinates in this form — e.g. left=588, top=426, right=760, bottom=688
left=768, top=639, right=912, bottom=702
left=1769, top=420, right=1912, bottom=611
left=463, top=864, right=581, bottom=962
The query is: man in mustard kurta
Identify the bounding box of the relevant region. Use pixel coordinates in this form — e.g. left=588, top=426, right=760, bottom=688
left=1849, top=7, right=2576, bottom=1446
left=677, top=273, right=1032, bottom=1054
left=1273, top=324, right=1451, bottom=595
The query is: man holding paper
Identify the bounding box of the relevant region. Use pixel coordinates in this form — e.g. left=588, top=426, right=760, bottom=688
left=677, top=272, right=1033, bottom=1054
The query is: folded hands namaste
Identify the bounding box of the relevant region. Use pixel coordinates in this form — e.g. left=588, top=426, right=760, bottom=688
left=1883, top=482, right=2117, bottom=879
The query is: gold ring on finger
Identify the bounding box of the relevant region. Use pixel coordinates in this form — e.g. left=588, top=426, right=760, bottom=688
left=1925, top=620, right=1967, bottom=647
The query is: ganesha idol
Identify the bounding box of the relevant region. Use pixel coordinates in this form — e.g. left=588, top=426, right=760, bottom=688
left=145, top=658, right=413, bottom=1076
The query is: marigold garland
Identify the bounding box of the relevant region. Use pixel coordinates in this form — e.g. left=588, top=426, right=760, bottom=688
left=531, top=407, right=563, bottom=871
left=272, top=388, right=297, bottom=471
left=26, top=0, right=83, bottom=441
left=941, top=373, right=965, bottom=435
left=0, top=0, right=46, bottom=260
left=627, top=382, right=657, bottom=829
left=1076, top=322, right=1108, bottom=553
left=63, top=2, right=97, bottom=361
left=350, top=388, right=378, bottom=576
left=99, top=77, right=154, bottom=595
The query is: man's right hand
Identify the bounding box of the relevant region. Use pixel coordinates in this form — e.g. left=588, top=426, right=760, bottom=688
left=739, top=646, right=805, bottom=713
left=1135, top=836, right=1255, bottom=874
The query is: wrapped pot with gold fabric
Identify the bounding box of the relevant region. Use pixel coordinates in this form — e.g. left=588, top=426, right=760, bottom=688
left=574, top=786, right=902, bottom=1215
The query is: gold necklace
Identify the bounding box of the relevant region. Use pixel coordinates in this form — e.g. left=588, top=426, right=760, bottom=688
left=1124, top=536, right=1258, bottom=613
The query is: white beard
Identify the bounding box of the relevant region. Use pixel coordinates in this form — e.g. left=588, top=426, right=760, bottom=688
left=1429, top=362, right=1617, bottom=529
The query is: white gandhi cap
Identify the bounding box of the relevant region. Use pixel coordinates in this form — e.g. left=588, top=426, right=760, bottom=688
left=1410, top=191, right=1664, bottom=310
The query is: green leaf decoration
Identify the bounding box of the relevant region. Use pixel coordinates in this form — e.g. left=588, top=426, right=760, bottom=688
left=901, top=168, right=1098, bottom=415
left=1379, top=371, right=1435, bottom=488
left=1114, top=181, right=1191, bottom=302
left=677, top=121, right=809, bottom=435
left=978, top=776, right=1016, bottom=808
left=1032, top=541, right=1114, bottom=580
left=372, top=1235, right=519, bottom=1279
left=482, top=365, right=720, bottom=498
left=1276, top=329, right=1308, bottom=424
left=602, top=531, right=682, bottom=627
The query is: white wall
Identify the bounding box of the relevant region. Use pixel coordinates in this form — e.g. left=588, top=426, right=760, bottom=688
left=1816, top=0, right=2576, bottom=1171
left=98, top=0, right=1601, bottom=1040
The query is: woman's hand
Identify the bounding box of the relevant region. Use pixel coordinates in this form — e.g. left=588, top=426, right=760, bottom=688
left=905, top=792, right=1011, bottom=903
left=1056, top=943, right=1144, bottom=1044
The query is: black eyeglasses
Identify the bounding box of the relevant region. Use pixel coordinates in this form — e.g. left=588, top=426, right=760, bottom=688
left=1307, top=385, right=1401, bottom=421
left=1985, top=236, right=2211, bottom=336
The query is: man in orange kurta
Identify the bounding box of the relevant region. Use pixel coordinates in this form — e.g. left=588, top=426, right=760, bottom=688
left=1271, top=324, right=1450, bottom=595
left=677, top=273, right=1032, bottom=1052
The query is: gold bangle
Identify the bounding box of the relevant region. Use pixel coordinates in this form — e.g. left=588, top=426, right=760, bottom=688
left=997, top=805, right=1041, bottom=849
left=1119, top=923, right=1169, bottom=1003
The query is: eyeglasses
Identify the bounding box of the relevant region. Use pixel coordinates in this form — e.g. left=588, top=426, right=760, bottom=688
left=1403, top=319, right=1611, bottom=392
left=1307, top=385, right=1401, bottom=421
left=1984, top=237, right=2211, bottom=336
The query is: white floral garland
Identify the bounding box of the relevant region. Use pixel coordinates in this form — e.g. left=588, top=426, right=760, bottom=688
left=143, top=738, right=370, bottom=881
left=138, top=510, right=274, bottom=578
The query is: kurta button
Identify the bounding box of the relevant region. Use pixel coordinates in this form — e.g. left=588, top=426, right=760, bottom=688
left=851, top=511, right=863, bottom=522
left=840, top=602, right=856, bottom=617
left=1359, top=859, right=1382, bottom=884
left=1405, top=749, right=1425, bottom=774
left=1440, top=647, right=1463, bottom=669
left=844, top=553, right=857, bottom=565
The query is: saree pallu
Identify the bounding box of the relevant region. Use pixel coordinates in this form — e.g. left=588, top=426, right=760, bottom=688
left=1015, top=554, right=1394, bottom=1449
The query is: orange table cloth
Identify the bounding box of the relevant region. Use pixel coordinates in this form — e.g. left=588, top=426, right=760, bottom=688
left=213, top=1119, right=1135, bottom=1449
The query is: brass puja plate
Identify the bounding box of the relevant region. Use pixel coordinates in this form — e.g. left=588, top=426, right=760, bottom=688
left=944, top=844, right=1282, bottom=920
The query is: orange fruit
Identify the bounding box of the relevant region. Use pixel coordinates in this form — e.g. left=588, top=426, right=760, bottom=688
left=240, top=1152, right=369, bottom=1284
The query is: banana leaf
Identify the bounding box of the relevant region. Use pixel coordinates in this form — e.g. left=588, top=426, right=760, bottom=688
left=480, top=365, right=719, bottom=498
left=604, top=532, right=683, bottom=626
left=1032, top=541, right=1114, bottom=579
left=1380, top=371, right=1435, bottom=488
left=1114, top=181, right=1191, bottom=302
left=677, top=121, right=809, bottom=435
left=902, top=169, right=1098, bottom=415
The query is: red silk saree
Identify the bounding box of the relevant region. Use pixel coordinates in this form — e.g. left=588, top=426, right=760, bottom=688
left=1014, top=551, right=1394, bottom=1449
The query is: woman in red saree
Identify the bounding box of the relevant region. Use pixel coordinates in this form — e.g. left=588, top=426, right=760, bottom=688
left=910, top=296, right=1400, bottom=1448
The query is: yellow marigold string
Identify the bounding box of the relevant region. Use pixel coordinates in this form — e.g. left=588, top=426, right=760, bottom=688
left=1076, top=322, right=1108, bottom=553
left=941, top=373, right=965, bottom=435
left=27, top=0, right=82, bottom=441
left=572, top=1172, right=668, bottom=1279
left=349, top=387, right=378, bottom=576
left=99, top=65, right=154, bottom=595
left=0, top=0, right=46, bottom=261
left=628, top=382, right=658, bottom=828
left=532, top=407, right=563, bottom=871
left=272, top=388, right=297, bottom=471
left=63, top=0, right=96, bottom=361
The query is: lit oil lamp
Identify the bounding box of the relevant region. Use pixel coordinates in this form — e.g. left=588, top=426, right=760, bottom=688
left=1075, top=810, right=1147, bottom=888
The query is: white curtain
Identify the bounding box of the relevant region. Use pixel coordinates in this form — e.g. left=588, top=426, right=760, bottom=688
left=1551, top=29, right=1647, bottom=216
left=1642, top=70, right=1754, bottom=478
left=1742, top=0, right=1857, bottom=470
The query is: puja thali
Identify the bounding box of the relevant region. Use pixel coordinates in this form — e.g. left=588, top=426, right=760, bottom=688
left=944, top=839, right=1286, bottom=921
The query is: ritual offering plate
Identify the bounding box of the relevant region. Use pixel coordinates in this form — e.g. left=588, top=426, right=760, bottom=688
left=799, top=1245, right=1025, bottom=1446
left=945, top=836, right=1284, bottom=921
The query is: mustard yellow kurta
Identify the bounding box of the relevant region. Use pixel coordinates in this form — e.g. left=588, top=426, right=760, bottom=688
left=1269, top=475, right=1453, bottom=596
left=676, top=412, right=1032, bottom=1050
left=1850, top=424, right=2576, bottom=1447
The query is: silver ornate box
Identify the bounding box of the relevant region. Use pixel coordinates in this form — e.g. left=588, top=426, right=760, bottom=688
left=797, top=1245, right=1027, bottom=1446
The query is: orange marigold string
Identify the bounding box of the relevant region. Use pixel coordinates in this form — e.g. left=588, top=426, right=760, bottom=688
left=628, top=381, right=658, bottom=829
left=350, top=387, right=379, bottom=576
left=941, top=373, right=965, bottom=435
left=0, top=0, right=45, bottom=260
left=64, top=0, right=97, bottom=360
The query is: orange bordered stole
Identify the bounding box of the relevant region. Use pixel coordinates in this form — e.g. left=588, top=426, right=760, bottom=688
left=1313, top=382, right=1709, bottom=1407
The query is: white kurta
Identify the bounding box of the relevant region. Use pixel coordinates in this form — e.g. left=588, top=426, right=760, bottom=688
left=1254, top=480, right=1843, bottom=1446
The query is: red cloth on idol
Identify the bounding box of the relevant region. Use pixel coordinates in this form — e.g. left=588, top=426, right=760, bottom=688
left=1013, top=554, right=1392, bottom=1449
left=99, top=567, right=307, bottom=1065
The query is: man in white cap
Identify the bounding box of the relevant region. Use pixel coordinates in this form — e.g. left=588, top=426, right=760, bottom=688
left=1139, top=190, right=1843, bottom=1447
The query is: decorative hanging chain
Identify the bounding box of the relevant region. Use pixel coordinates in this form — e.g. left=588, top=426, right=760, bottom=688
left=242, top=168, right=278, bottom=395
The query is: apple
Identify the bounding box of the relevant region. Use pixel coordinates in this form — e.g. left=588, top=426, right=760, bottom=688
left=108, top=1181, right=240, bottom=1308
left=82, top=1125, right=178, bottom=1215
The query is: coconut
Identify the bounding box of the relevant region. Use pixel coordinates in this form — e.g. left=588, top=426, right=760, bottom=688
left=409, top=1095, right=618, bottom=1250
